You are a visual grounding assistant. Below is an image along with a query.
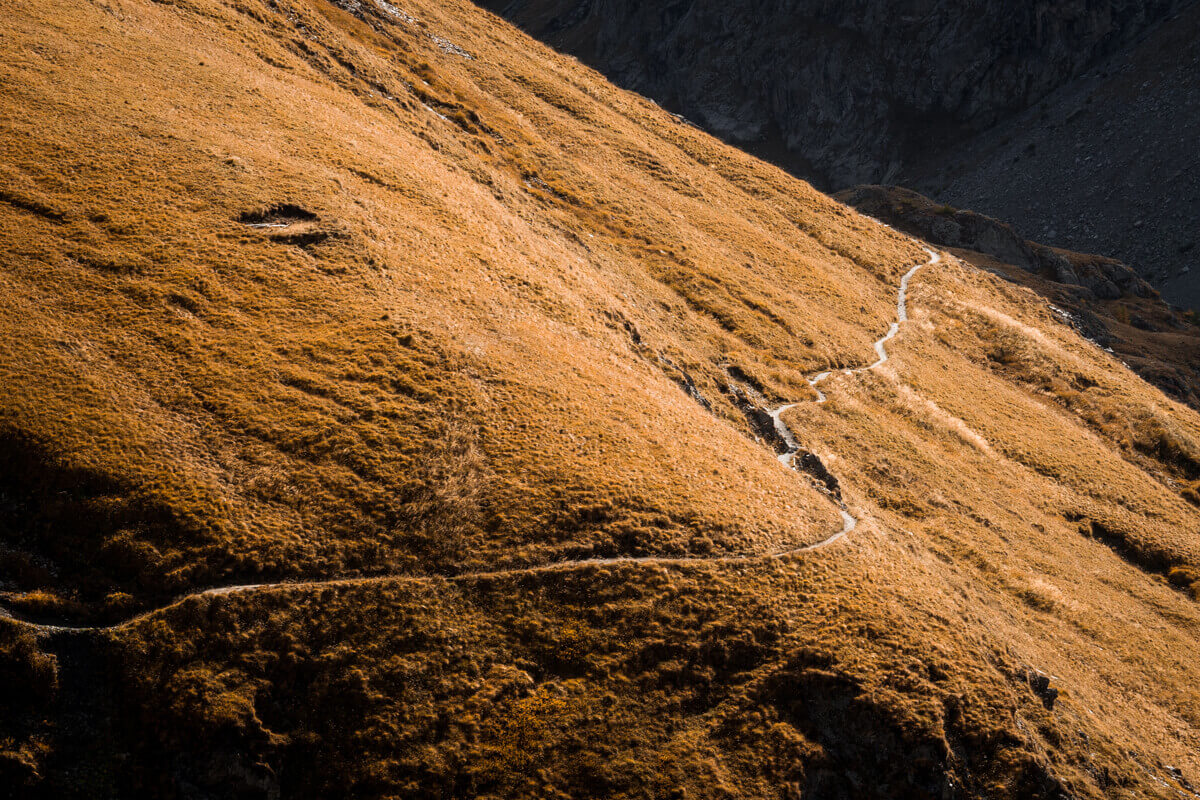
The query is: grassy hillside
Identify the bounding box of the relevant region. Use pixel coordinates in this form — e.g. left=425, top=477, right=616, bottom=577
left=1, top=0, right=1199, bottom=796
left=837, top=184, right=1200, bottom=409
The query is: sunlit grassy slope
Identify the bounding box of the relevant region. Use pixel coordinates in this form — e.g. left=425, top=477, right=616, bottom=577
left=1, top=0, right=1199, bottom=796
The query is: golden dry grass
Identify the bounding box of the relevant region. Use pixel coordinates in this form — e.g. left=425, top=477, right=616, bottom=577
left=1, top=0, right=1199, bottom=796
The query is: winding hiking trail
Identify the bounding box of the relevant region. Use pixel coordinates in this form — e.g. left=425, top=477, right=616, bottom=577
left=0, top=248, right=942, bottom=635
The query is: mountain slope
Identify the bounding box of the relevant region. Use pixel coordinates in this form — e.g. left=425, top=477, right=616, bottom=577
left=479, top=0, right=1200, bottom=305
left=1, top=0, right=1200, bottom=796
left=478, top=0, right=1189, bottom=188
left=837, top=184, right=1200, bottom=408
left=915, top=0, right=1200, bottom=308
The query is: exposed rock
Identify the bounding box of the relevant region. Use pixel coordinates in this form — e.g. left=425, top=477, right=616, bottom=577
left=480, top=0, right=1188, bottom=188
left=837, top=185, right=1156, bottom=301
left=658, top=355, right=712, bottom=410
left=725, top=384, right=780, bottom=448
left=923, top=1, right=1200, bottom=308
left=1027, top=670, right=1059, bottom=711
left=796, top=450, right=840, bottom=498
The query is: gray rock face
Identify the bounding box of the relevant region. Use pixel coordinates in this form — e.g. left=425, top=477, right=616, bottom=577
left=481, top=0, right=1189, bottom=188
left=919, top=1, right=1200, bottom=308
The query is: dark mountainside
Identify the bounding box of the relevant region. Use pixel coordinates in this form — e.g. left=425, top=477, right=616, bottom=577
left=917, top=1, right=1200, bottom=309
left=478, top=0, right=1200, bottom=305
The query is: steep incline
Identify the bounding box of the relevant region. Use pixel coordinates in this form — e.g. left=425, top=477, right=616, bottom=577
left=482, top=0, right=1200, bottom=302
left=839, top=184, right=1200, bottom=407
left=2, top=0, right=1200, bottom=797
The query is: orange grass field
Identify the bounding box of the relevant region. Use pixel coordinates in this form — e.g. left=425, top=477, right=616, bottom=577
left=1, top=0, right=1199, bottom=796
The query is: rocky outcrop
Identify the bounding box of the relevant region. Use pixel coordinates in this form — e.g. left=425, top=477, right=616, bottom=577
left=795, top=450, right=840, bottom=498
left=480, top=0, right=1191, bottom=188
left=837, top=185, right=1157, bottom=301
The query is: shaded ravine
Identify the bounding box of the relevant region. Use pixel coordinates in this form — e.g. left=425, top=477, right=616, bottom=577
left=0, top=248, right=941, bottom=635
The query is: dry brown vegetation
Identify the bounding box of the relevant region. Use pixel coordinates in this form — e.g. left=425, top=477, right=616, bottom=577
left=838, top=183, right=1200, bottom=409
left=1, top=0, right=1200, bottom=797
